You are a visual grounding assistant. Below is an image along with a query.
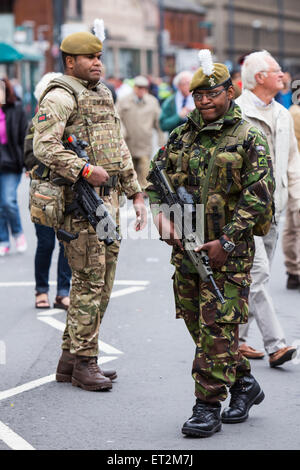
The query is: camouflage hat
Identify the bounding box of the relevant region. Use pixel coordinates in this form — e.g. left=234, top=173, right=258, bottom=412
left=190, top=50, right=231, bottom=91
left=60, top=32, right=102, bottom=55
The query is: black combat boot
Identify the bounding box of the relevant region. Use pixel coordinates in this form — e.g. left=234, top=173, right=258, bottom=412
left=182, top=399, right=222, bottom=437
left=221, top=374, right=265, bottom=423
left=286, top=273, right=300, bottom=290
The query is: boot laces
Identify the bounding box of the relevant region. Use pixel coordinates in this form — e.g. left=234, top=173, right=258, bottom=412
left=193, top=402, right=217, bottom=419
left=87, top=358, right=100, bottom=374
left=229, top=381, right=247, bottom=406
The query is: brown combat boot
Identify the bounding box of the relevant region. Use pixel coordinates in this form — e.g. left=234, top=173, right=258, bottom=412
left=72, top=356, right=112, bottom=391
left=56, top=350, right=75, bottom=383
left=56, top=350, right=117, bottom=383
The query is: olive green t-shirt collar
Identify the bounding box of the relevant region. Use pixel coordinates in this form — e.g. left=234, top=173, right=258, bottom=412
left=187, top=101, right=241, bottom=132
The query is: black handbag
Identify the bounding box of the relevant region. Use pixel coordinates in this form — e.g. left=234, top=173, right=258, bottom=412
left=0, top=143, right=16, bottom=172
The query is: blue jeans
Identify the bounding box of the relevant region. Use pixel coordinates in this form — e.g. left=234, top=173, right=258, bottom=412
left=35, top=224, right=72, bottom=297
left=0, top=172, right=23, bottom=246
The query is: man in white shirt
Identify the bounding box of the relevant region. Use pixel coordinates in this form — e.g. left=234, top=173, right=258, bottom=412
left=236, top=50, right=300, bottom=367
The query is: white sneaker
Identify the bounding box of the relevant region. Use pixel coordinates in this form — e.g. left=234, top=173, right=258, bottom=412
left=15, top=234, right=27, bottom=253
left=0, top=246, right=10, bottom=256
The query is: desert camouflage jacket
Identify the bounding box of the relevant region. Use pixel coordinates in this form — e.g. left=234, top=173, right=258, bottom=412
left=32, top=76, right=141, bottom=200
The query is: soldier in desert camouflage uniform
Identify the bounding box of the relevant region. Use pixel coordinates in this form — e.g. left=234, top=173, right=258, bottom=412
left=33, top=29, right=147, bottom=392
left=147, top=52, right=274, bottom=437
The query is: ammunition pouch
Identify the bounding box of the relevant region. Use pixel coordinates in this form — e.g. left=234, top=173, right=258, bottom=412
left=29, top=176, right=65, bottom=230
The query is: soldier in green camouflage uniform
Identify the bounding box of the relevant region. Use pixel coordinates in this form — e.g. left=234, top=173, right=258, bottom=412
left=33, top=30, right=147, bottom=391
left=147, top=55, right=274, bottom=437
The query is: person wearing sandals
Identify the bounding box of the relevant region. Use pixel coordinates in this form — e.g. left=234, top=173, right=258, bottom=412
left=24, top=73, right=72, bottom=310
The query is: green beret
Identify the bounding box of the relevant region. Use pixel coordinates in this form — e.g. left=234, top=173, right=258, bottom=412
left=190, top=63, right=231, bottom=92
left=60, top=32, right=102, bottom=55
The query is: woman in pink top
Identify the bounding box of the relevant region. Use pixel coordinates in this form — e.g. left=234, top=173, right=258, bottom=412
left=0, top=78, right=28, bottom=256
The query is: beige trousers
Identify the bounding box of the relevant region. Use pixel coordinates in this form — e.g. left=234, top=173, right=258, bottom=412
left=132, top=155, right=150, bottom=190
left=239, top=223, right=287, bottom=354
left=282, top=203, right=300, bottom=276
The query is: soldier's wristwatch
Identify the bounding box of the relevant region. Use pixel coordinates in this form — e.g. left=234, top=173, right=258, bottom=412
left=219, top=236, right=235, bottom=253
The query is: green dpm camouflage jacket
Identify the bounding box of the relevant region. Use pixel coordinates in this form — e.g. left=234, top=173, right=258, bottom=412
left=147, top=102, right=275, bottom=274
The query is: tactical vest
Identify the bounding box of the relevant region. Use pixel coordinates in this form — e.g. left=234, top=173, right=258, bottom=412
left=39, top=76, right=122, bottom=175
left=167, top=119, right=273, bottom=239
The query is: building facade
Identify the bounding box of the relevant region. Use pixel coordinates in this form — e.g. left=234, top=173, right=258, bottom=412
left=68, top=0, right=160, bottom=78
left=200, top=0, right=300, bottom=74
left=64, top=0, right=209, bottom=79
left=162, top=0, right=208, bottom=76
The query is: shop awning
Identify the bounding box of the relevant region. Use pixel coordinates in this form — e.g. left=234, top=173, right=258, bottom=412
left=0, top=42, right=24, bottom=63
left=16, top=43, right=43, bottom=62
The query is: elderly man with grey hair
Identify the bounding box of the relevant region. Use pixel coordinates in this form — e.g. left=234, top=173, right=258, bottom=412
left=159, top=70, right=195, bottom=133
left=236, top=50, right=300, bottom=367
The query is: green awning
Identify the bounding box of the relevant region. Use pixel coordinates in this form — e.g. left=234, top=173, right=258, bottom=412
left=0, top=42, right=24, bottom=63
left=18, top=49, right=43, bottom=62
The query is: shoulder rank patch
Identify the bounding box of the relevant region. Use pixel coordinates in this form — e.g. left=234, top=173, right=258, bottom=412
left=38, top=114, right=47, bottom=123
left=258, top=156, right=268, bottom=167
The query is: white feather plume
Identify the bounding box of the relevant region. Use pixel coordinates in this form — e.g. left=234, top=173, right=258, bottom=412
left=198, top=49, right=214, bottom=76
left=93, top=18, right=105, bottom=42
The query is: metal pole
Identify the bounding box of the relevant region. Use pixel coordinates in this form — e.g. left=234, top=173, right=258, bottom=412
left=158, top=0, right=165, bottom=77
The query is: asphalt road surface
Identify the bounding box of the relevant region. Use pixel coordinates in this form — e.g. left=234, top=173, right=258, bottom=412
left=0, top=175, right=299, bottom=451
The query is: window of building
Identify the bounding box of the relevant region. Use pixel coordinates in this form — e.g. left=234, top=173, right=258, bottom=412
left=103, top=48, right=115, bottom=77
left=147, top=50, right=153, bottom=75
left=65, top=0, right=82, bottom=21
left=0, top=0, right=13, bottom=13
left=119, top=49, right=140, bottom=78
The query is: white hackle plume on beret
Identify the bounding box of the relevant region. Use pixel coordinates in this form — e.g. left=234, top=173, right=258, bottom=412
left=198, top=49, right=214, bottom=76
left=93, top=18, right=106, bottom=42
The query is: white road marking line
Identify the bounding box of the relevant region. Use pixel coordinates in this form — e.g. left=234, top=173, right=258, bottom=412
left=37, top=285, right=149, bottom=317
left=0, top=356, right=118, bottom=403
left=114, top=280, right=150, bottom=286
left=38, top=317, right=123, bottom=355
left=0, top=280, right=150, bottom=288
left=0, top=374, right=55, bottom=402
left=0, top=353, right=118, bottom=450
left=38, top=316, right=65, bottom=332
left=0, top=277, right=147, bottom=449
left=37, top=308, right=64, bottom=316
left=99, top=343, right=123, bottom=355
left=0, top=281, right=57, bottom=287
left=0, top=421, right=35, bottom=450
left=111, top=286, right=146, bottom=298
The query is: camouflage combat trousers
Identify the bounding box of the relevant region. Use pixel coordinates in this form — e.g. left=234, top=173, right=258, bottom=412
left=61, top=217, right=120, bottom=357
left=173, top=268, right=251, bottom=403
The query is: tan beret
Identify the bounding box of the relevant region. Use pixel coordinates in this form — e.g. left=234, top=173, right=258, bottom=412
left=190, top=63, right=231, bottom=92
left=60, top=32, right=102, bottom=55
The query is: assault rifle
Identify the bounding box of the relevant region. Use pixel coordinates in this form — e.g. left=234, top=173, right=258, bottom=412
left=148, top=159, right=225, bottom=304
left=36, top=135, right=121, bottom=246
